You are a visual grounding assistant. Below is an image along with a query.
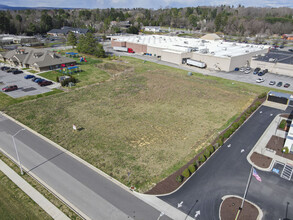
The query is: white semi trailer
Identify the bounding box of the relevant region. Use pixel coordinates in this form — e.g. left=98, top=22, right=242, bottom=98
left=113, top=47, right=134, bottom=53
left=186, top=59, right=206, bottom=68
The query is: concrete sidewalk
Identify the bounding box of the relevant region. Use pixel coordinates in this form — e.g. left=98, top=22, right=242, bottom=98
left=0, top=159, right=69, bottom=220
left=247, top=113, right=293, bottom=171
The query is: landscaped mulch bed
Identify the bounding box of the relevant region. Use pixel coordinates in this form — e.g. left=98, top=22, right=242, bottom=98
left=266, top=135, right=293, bottom=160
left=250, top=152, right=272, bottom=168
left=220, top=197, right=259, bottom=220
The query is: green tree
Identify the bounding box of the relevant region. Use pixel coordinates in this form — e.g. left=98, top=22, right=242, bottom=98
left=77, top=33, right=106, bottom=58
left=127, top=26, right=139, bottom=34
left=67, top=32, right=77, bottom=46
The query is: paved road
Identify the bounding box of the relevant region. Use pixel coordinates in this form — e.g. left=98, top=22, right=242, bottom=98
left=103, top=42, right=293, bottom=92
left=0, top=114, right=170, bottom=220
left=159, top=105, right=293, bottom=220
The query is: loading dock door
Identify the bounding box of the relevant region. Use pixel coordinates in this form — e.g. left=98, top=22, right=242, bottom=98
left=267, top=95, right=288, bottom=105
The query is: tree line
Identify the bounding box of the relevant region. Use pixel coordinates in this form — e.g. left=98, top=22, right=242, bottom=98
left=1, top=6, right=293, bottom=36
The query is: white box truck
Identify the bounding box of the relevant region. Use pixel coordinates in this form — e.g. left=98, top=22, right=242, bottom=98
left=113, top=47, right=134, bottom=53
left=186, top=59, right=206, bottom=68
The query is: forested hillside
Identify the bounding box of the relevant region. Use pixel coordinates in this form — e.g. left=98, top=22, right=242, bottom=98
left=0, top=5, right=293, bottom=36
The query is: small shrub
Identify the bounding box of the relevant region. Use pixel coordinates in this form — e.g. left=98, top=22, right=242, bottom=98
left=282, top=147, right=289, bottom=154
left=279, top=119, right=286, bottom=129
left=204, top=149, right=210, bottom=158
left=182, top=168, right=190, bottom=178
left=188, top=164, right=196, bottom=173
left=258, top=92, right=267, bottom=99
left=208, top=145, right=215, bottom=154
left=176, top=175, right=183, bottom=183
left=199, top=154, right=206, bottom=163
left=56, top=76, right=59, bottom=82
left=217, top=139, right=223, bottom=146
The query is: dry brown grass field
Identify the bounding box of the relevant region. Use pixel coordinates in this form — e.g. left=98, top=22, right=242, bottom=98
left=4, top=56, right=270, bottom=192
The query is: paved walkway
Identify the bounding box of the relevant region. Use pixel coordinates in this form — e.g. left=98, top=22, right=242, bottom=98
left=247, top=113, right=293, bottom=171
left=0, top=159, right=69, bottom=220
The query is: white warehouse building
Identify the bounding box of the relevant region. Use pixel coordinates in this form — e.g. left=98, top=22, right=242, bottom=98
left=111, top=35, right=269, bottom=72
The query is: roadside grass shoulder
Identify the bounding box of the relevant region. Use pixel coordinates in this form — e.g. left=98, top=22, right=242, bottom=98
left=0, top=89, right=63, bottom=111
left=0, top=153, right=81, bottom=220
left=0, top=168, right=52, bottom=220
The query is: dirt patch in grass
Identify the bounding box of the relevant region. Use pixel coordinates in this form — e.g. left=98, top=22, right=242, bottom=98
left=266, top=135, right=293, bottom=160
left=4, top=56, right=270, bottom=192
left=220, top=197, right=259, bottom=220
left=250, top=152, right=272, bottom=168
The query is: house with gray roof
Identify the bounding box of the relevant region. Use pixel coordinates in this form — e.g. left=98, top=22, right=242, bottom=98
left=47, top=26, right=89, bottom=36
left=1, top=47, right=76, bottom=72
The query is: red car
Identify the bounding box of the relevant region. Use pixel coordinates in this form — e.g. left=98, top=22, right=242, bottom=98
left=2, top=85, right=18, bottom=92
left=38, top=81, right=53, bottom=87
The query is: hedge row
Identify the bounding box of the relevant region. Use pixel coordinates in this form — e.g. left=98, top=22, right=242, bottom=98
left=216, top=100, right=262, bottom=146
left=176, top=145, right=215, bottom=183
left=176, top=94, right=264, bottom=183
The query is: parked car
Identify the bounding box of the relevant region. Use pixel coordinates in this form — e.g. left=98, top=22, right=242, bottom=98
left=12, top=70, right=23, bottom=74
left=288, top=49, right=293, bottom=52
left=6, top=68, right=17, bottom=73
left=34, top=78, right=45, bottom=83
left=277, top=82, right=283, bottom=87
left=4, top=67, right=11, bottom=72
left=24, top=75, right=34, bottom=79
left=258, top=71, right=264, bottom=76
left=234, top=67, right=239, bottom=71
left=246, top=67, right=251, bottom=71
left=269, top=81, right=276, bottom=85
left=2, top=85, right=18, bottom=92
left=240, top=67, right=245, bottom=72
left=244, top=69, right=251, bottom=74
left=263, top=69, right=268, bottom=74
left=253, top=67, right=261, bottom=74
left=0, top=66, right=9, bottom=71
left=256, top=78, right=265, bottom=83
left=284, top=83, right=290, bottom=88
left=38, top=80, right=53, bottom=86
left=280, top=45, right=284, bottom=49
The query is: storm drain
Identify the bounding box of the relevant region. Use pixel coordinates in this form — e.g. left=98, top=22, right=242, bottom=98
left=22, top=87, right=37, bottom=92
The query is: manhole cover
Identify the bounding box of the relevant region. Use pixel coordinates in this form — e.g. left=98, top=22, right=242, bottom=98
left=22, top=87, right=37, bottom=92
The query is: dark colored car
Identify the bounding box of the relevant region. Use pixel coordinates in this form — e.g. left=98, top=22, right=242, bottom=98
left=284, top=83, right=290, bottom=88
left=253, top=67, right=260, bottom=74
left=6, top=68, right=17, bottom=73
left=12, top=70, right=23, bottom=74
left=32, top=77, right=39, bottom=82
left=288, top=49, right=293, bottom=52
left=0, top=66, right=9, bottom=71
left=258, top=71, right=264, bottom=76
left=263, top=69, right=268, bottom=74
left=2, top=85, right=18, bottom=92
left=38, top=80, right=53, bottom=86
left=277, top=82, right=283, bottom=87
left=234, top=67, right=239, bottom=71
left=34, top=78, right=45, bottom=83
left=24, top=75, right=34, bottom=79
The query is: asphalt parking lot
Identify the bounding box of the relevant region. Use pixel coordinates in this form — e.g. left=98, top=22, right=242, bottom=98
left=0, top=68, right=55, bottom=98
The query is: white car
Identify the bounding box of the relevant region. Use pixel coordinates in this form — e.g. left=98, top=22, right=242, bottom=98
left=240, top=67, right=245, bottom=72
left=244, top=69, right=251, bottom=74
left=256, top=78, right=265, bottom=83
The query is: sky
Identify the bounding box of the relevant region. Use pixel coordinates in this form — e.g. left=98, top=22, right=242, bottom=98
left=1, top=0, right=293, bottom=9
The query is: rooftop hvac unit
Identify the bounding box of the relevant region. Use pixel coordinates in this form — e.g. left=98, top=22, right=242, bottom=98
left=222, top=47, right=227, bottom=51
left=200, top=43, right=205, bottom=46
left=232, top=43, right=237, bottom=46
left=184, top=41, right=188, bottom=44
left=200, top=48, right=209, bottom=54
left=211, top=52, right=215, bottom=55
left=269, top=58, right=276, bottom=62
left=245, top=50, right=250, bottom=53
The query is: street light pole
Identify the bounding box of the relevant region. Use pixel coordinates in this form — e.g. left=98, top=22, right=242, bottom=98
left=12, top=128, right=25, bottom=175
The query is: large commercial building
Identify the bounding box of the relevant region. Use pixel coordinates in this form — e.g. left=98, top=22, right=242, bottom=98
left=111, top=34, right=269, bottom=72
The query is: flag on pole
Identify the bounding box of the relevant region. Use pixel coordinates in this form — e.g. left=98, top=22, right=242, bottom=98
left=253, top=168, right=262, bottom=182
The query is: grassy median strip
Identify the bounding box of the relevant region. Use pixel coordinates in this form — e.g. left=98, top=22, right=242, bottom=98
left=0, top=169, right=52, bottom=220
left=0, top=153, right=82, bottom=220
left=4, top=55, right=274, bottom=192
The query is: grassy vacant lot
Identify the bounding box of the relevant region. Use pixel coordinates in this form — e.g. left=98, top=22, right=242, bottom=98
left=39, top=55, right=112, bottom=88
left=0, top=170, right=52, bottom=220
left=4, top=56, right=270, bottom=192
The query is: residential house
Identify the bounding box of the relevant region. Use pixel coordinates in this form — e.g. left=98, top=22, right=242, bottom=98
left=47, top=26, right=89, bottom=36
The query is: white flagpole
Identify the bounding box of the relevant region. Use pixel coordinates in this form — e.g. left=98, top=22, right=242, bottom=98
left=235, top=165, right=253, bottom=220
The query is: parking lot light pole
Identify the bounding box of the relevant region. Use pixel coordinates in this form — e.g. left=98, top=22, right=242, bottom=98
left=12, top=128, right=25, bottom=175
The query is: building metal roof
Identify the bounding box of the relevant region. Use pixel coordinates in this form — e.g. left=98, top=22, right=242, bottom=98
left=111, top=35, right=268, bottom=58
left=48, top=27, right=88, bottom=35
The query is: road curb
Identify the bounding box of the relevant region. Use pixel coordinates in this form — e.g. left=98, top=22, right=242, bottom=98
left=246, top=114, right=281, bottom=172
left=219, top=195, right=263, bottom=220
